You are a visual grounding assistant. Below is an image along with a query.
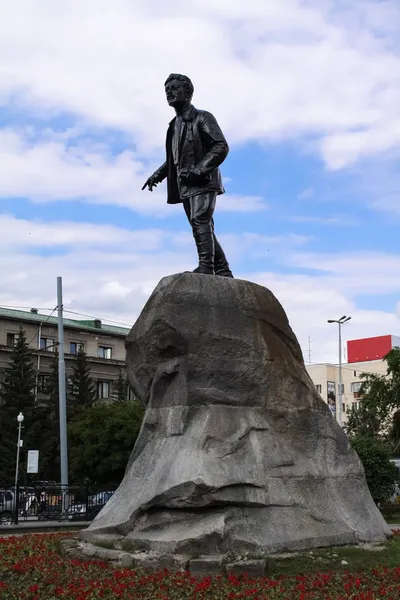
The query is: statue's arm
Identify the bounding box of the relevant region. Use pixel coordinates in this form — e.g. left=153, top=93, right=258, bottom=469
left=142, top=161, right=168, bottom=192
left=153, top=161, right=168, bottom=182
left=195, top=112, right=229, bottom=175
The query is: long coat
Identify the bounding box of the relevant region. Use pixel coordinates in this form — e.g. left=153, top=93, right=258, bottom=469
left=153, top=104, right=229, bottom=204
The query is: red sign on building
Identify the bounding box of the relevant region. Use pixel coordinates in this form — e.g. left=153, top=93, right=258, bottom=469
left=347, top=335, right=400, bottom=363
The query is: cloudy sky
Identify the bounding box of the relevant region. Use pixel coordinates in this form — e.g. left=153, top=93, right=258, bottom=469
left=1, top=0, right=400, bottom=362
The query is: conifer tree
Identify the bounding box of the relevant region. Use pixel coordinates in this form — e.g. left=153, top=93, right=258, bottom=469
left=0, top=326, right=36, bottom=482
left=113, top=370, right=128, bottom=404
left=67, top=346, right=96, bottom=419
left=33, top=349, right=61, bottom=481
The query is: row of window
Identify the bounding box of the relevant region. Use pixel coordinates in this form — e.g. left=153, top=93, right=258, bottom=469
left=37, top=375, right=133, bottom=400
left=315, top=381, right=362, bottom=395
left=6, top=333, right=113, bottom=359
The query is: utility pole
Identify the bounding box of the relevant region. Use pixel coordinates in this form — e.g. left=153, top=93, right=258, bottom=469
left=57, top=277, right=69, bottom=498
left=14, top=413, right=24, bottom=488
left=327, top=315, right=352, bottom=426
left=34, top=323, right=42, bottom=405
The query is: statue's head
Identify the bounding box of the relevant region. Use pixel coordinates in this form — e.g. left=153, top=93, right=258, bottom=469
left=164, top=73, right=194, bottom=108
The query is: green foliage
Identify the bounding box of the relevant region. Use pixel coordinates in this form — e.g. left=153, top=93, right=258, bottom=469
left=113, top=370, right=128, bottom=404
left=0, top=326, right=37, bottom=482
left=67, top=346, right=96, bottom=419
left=350, top=435, right=398, bottom=503
left=346, top=347, right=400, bottom=453
left=68, top=400, right=144, bottom=484
left=32, top=350, right=61, bottom=482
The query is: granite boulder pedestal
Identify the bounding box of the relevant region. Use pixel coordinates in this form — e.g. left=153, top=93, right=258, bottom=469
left=79, top=273, right=390, bottom=569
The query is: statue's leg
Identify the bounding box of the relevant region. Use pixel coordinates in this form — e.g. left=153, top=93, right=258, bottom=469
left=213, top=230, right=234, bottom=278
left=183, top=193, right=216, bottom=275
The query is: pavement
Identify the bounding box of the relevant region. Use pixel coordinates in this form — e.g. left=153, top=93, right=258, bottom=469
left=0, top=519, right=91, bottom=535
left=1, top=522, right=400, bottom=537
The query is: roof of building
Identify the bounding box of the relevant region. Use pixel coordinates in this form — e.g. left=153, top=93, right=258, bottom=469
left=0, top=307, right=130, bottom=337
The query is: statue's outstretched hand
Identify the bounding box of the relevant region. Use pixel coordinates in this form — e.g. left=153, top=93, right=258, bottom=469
left=142, top=175, right=158, bottom=192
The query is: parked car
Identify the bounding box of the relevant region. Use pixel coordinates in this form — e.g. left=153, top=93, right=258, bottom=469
left=69, top=491, right=114, bottom=520
left=0, top=488, right=15, bottom=525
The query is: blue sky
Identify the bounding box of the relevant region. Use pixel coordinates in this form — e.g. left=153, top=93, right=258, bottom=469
left=1, top=0, right=400, bottom=362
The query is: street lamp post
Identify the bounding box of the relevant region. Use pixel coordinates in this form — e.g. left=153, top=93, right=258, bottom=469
left=14, top=412, right=24, bottom=488
left=327, top=316, right=351, bottom=426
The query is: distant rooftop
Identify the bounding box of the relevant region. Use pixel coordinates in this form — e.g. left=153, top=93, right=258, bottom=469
left=0, top=307, right=130, bottom=337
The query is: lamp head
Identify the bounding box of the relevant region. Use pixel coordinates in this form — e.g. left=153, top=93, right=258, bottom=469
left=17, top=412, right=24, bottom=423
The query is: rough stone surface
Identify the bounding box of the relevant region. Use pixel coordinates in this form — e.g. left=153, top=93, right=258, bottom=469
left=130, top=553, right=189, bottom=571
left=80, top=273, right=391, bottom=555
left=189, top=556, right=224, bottom=576
left=119, top=553, right=135, bottom=567
left=226, top=559, right=267, bottom=578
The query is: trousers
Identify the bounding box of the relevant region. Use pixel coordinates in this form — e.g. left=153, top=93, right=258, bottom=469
left=182, top=192, right=232, bottom=276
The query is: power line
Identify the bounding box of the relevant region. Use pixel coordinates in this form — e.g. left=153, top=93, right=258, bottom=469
left=63, top=309, right=131, bottom=328
left=0, top=303, right=132, bottom=328
left=27, top=307, right=58, bottom=347
left=0, top=304, right=55, bottom=311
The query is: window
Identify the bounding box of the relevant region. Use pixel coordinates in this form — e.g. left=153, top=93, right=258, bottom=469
left=342, top=403, right=346, bottom=413
left=315, top=384, right=322, bottom=393
left=37, top=374, right=50, bottom=393
left=352, top=401, right=360, bottom=411
left=40, top=337, right=55, bottom=351
left=97, top=380, right=110, bottom=399
left=98, top=346, right=112, bottom=359
left=353, top=371, right=357, bottom=377
left=351, top=382, right=362, bottom=393
left=70, top=342, right=84, bottom=355
left=327, top=382, right=336, bottom=415
left=6, top=333, right=16, bottom=346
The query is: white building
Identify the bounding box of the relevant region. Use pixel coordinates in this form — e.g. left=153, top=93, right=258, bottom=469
left=306, top=360, right=387, bottom=422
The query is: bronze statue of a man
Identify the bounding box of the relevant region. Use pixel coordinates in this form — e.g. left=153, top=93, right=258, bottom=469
left=142, top=74, right=233, bottom=277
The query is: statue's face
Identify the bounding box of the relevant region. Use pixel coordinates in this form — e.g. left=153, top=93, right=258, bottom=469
left=165, top=79, right=189, bottom=107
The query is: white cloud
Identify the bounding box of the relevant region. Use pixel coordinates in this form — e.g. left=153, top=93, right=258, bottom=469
left=0, top=129, right=267, bottom=214
left=0, top=1, right=399, bottom=168
left=286, top=250, right=400, bottom=296
left=0, top=214, right=165, bottom=249
left=1, top=216, right=399, bottom=363
left=252, top=271, right=400, bottom=364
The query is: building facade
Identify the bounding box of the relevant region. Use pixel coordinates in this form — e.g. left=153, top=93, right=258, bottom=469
left=306, top=335, right=400, bottom=421
left=306, top=360, right=387, bottom=422
left=0, top=307, right=131, bottom=403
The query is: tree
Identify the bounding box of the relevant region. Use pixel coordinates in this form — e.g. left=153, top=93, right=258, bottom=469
left=68, top=400, right=145, bottom=484
left=67, top=346, right=96, bottom=419
left=344, top=348, right=400, bottom=503
left=113, top=370, right=128, bottom=404
left=0, top=326, right=37, bottom=482
left=350, top=435, right=398, bottom=503
left=31, top=350, right=61, bottom=481
left=345, top=347, right=400, bottom=451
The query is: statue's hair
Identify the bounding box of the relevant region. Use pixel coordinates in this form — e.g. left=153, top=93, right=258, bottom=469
left=164, top=73, right=194, bottom=100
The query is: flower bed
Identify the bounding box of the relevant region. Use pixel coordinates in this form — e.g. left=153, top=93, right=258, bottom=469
left=0, top=532, right=400, bottom=599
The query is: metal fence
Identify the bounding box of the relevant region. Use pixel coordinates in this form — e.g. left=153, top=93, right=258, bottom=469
left=0, top=483, right=118, bottom=526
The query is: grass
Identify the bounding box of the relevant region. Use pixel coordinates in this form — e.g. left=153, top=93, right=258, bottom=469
left=380, top=506, right=400, bottom=524
left=266, top=536, right=400, bottom=577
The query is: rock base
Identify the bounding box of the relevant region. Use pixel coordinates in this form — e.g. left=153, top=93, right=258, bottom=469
left=62, top=538, right=389, bottom=576
left=79, top=274, right=391, bottom=555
